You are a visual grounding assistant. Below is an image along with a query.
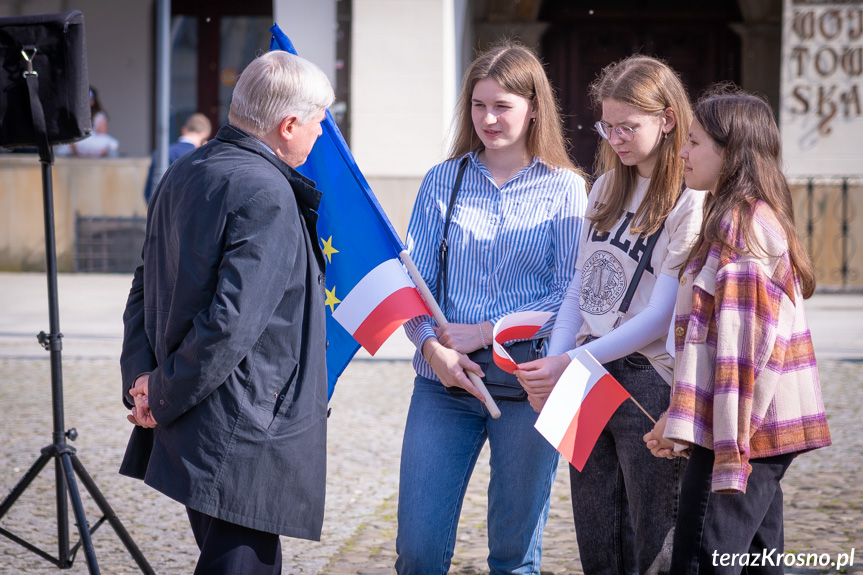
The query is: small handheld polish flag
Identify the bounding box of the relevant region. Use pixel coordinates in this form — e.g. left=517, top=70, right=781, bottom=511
left=491, top=311, right=553, bottom=373
left=534, top=349, right=631, bottom=471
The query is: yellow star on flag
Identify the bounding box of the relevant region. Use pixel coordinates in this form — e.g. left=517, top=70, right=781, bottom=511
left=324, top=286, right=341, bottom=313
left=321, top=235, right=339, bottom=264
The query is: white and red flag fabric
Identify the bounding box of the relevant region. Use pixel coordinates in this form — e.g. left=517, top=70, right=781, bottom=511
left=330, top=259, right=427, bottom=355
left=491, top=311, right=554, bottom=373
left=534, top=349, right=631, bottom=471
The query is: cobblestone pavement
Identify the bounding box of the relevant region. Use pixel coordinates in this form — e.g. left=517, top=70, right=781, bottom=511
left=0, top=274, right=861, bottom=574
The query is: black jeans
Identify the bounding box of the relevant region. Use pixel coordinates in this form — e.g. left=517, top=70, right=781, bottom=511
left=186, top=507, right=282, bottom=575
left=671, top=446, right=794, bottom=575
left=570, top=351, right=685, bottom=575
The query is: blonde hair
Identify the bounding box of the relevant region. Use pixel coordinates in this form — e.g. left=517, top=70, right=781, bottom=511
left=590, top=55, right=692, bottom=236
left=228, top=51, right=334, bottom=138
left=182, top=113, right=212, bottom=137
left=449, top=41, right=584, bottom=176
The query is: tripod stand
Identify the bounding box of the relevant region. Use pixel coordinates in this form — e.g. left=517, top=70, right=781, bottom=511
left=0, top=51, right=154, bottom=575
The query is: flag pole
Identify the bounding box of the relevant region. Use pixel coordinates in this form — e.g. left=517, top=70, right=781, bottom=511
left=629, top=397, right=656, bottom=425
left=400, top=250, right=502, bottom=419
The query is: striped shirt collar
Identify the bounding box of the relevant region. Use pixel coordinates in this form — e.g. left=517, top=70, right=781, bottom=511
left=466, top=150, right=544, bottom=188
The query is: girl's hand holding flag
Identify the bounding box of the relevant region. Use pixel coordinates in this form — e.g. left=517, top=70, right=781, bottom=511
left=421, top=336, right=486, bottom=401
left=515, top=354, right=572, bottom=413
left=642, top=412, right=681, bottom=459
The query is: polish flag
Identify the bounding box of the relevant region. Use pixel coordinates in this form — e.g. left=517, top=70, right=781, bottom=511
left=492, top=310, right=553, bottom=373
left=534, top=350, right=631, bottom=471
left=331, top=258, right=430, bottom=355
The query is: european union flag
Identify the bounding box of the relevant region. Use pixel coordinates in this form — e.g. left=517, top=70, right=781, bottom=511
left=270, top=25, right=431, bottom=399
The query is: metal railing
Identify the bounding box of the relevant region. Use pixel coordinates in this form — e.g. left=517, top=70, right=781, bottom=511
left=75, top=215, right=146, bottom=274
left=790, top=177, right=861, bottom=291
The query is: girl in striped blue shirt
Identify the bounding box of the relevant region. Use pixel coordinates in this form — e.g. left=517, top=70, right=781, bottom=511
left=395, top=42, right=588, bottom=574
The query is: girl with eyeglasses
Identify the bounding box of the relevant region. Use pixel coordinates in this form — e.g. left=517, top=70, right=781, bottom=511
left=516, top=55, right=706, bottom=575
left=644, top=87, right=830, bottom=574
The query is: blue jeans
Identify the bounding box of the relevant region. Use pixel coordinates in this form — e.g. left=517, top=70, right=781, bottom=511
left=396, top=375, right=560, bottom=575
left=671, top=446, right=794, bottom=575
left=569, top=352, right=685, bottom=575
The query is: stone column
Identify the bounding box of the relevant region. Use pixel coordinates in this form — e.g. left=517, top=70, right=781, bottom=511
left=731, top=0, right=783, bottom=117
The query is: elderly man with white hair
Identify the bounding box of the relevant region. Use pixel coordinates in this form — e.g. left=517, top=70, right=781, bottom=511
left=119, top=50, right=334, bottom=574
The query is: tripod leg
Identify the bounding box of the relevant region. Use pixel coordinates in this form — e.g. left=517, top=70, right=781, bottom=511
left=59, top=452, right=100, bottom=575
left=71, top=454, right=157, bottom=575
left=0, top=452, right=52, bottom=520
left=54, top=454, right=71, bottom=566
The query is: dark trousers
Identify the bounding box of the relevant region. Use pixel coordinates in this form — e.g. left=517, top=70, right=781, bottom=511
left=671, top=446, right=794, bottom=575
left=186, top=507, right=282, bottom=575
left=569, top=352, right=685, bottom=575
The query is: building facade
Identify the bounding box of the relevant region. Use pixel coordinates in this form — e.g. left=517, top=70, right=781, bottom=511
left=0, top=0, right=859, bottom=288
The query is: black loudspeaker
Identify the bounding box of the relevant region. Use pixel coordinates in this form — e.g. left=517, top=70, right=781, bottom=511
left=0, top=10, right=155, bottom=574
left=0, top=10, right=90, bottom=148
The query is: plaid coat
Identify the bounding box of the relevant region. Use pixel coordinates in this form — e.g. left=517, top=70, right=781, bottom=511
left=664, top=200, right=830, bottom=493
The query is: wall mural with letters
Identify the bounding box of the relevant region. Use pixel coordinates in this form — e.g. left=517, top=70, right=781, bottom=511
left=781, top=0, right=863, bottom=176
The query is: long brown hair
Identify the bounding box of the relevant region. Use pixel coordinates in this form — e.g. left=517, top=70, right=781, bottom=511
left=590, top=55, right=692, bottom=236
left=684, top=86, right=816, bottom=298
left=449, top=41, right=584, bottom=176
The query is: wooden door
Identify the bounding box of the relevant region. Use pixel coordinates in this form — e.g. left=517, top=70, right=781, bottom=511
left=168, top=0, right=272, bottom=141
left=540, top=1, right=742, bottom=172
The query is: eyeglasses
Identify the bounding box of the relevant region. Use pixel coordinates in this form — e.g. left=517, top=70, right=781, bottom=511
left=595, top=111, right=665, bottom=143
left=594, top=121, right=645, bottom=142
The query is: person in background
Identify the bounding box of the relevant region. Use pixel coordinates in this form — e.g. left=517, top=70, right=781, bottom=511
left=71, top=112, right=119, bottom=157
left=144, top=113, right=212, bottom=203
left=396, top=41, right=588, bottom=574
left=644, top=87, right=831, bottom=575
left=515, top=55, right=705, bottom=575
left=55, top=108, right=120, bottom=158
left=89, top=85, right=105, bottom=123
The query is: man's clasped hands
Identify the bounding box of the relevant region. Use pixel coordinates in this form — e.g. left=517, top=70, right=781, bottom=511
left=127, top=373, right=158, bottom=428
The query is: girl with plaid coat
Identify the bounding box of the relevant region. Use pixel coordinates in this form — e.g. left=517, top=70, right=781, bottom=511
left=644, top=87, right=831, bottom=574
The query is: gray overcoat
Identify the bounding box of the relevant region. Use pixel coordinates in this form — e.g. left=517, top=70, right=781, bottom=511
left=119, top=124, right=328, bottom=540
